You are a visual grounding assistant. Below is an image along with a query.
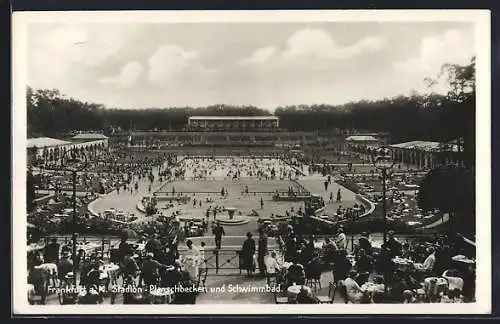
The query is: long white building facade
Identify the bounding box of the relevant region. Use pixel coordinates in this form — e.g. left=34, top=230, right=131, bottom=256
left=389, top=140, right=461, bottom=169
left=187, top=116, right=279, bottom=130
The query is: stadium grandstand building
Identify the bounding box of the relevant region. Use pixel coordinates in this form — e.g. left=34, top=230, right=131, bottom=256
left=187, top=116, right=279, bottom=130
left=121, top=115, right=322, bottom=148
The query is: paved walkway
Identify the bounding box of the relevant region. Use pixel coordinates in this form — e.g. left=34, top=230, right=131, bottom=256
left=420, top=213, right=449, bottom=229
left=296, top=175, right=358, bottom=215
left=196, top=269, right=340, bottom=304
left=89, top=163, right=167, bottom=217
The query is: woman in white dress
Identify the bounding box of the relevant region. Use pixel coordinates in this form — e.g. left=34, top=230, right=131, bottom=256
left=343, top=270, right=368, bottom=303
left=182, top=240, right=200, bottom=280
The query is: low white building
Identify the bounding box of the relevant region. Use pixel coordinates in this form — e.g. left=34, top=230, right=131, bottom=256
left=72, top=133, right=109, bottom=147
left=27, top=136, right=108, bottom=165
left=344, top=135, right=382, bottom=153
left=389, top=140, right=460, bottom=169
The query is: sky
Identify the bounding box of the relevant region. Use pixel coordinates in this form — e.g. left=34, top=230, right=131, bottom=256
left=26, top=21, right=475, bottom=110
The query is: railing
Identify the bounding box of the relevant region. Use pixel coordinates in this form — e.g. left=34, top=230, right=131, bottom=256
left=43, top=235, right=116, bottom=261
left=206, top=249, right=242, bottom=275
left=177, top=236, right=280, bottom=275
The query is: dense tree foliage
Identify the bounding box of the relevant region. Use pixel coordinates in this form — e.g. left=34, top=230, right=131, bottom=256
left=418, top=166, right=474, bottom=213
left=27, top=88, right=107, bottom=137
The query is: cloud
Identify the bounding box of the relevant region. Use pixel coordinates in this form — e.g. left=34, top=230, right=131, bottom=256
left=237, top=28, right=386, bottom=69
left=25, top=22, right=476, bottom=110
left=99, top=61, right=143, bottom=88
left=28, top=24, right=131, bottom=91
left=394, top=28, right=475, bottom=94
left=238, top=46, right=277, bottom=65
left=394, top=29, right=474, bottom=76
left=147, top=45, right=200, bottom=85
left=282, top=28, right=386, bottom=60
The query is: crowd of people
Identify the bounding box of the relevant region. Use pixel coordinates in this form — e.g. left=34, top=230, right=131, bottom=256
left=28, top=192, right=100, bottom=239
left=177, top=157, right=300, bottom=181
left=270, top=223, right=476, bottom=304
left=27, top=227, right=211, bottom=305
left=26, top=148, right=476, bottom=305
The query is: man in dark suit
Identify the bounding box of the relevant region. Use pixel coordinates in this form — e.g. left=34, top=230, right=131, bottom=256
left=44, top=238, right=60, bottom=264
left=212, top=221, right=225, bottom=249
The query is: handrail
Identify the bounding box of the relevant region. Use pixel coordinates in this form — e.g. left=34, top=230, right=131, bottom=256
left=356, top=194, right=376, bottom=218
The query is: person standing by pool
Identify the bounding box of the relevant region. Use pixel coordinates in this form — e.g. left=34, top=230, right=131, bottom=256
left=182, top=240, right=200, bottom=280
left=257, top=228, right=268, bottom=277
left=213, top=221, right=225, bottom=250
left=335, top=227, right=347, bottom=251
left=241, top=232, right=256, bottom=277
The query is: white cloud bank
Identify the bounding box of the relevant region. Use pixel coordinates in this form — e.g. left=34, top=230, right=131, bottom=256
left=99, top=61, right=144, bottom=88
left=238, top=46, right=278, bottom=65
left=25, top=23, right=476, bottom=109
left=394, top=28, right=475, bottom=93
left=147, top=45, right=199, bottom=85
left=28, top=24, right=131, bottom=91
left=238, top=28, right=386, bottom=67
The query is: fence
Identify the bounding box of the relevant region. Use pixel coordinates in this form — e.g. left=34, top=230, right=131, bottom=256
left=196, top=248, right=243, bottom=275
left=177, top=247, right=285, bottom=276
left=177, top=236, right=283, bottom=276
left=43, top=235, right=118, bottom=261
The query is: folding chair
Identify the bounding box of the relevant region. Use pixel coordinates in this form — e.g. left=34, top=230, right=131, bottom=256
left=317, top=282, right=336, bottom=304
left=305, top=275, right=322, bottom=292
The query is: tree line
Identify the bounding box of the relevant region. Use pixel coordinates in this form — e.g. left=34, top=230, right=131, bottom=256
left=27, top=58, right=475, bottom=166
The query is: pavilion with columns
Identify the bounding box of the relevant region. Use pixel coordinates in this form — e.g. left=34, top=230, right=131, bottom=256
left=388, top=140, right=461, bottom=169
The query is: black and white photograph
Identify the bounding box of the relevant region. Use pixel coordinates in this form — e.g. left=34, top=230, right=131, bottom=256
left=12, top=10, right=491, bottom=314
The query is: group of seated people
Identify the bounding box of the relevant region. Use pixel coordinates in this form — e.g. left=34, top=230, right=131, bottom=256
left=274, top=227, right=476, bottom=304
left=27, top=239, right=107, bottom=304
left=27, top=232, right=205, bottom=304
left=332, top=205, right=366, bottom=222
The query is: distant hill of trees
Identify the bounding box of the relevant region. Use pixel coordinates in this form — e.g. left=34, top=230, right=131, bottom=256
left=27, top=57, right=475, bottom=167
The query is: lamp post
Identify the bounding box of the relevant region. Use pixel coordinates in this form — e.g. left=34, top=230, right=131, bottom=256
left=61, top=148, right=88, bottom=287
left=372, top=147, right=394, bottom=244
left=372, top=147, right=394, bottom=296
